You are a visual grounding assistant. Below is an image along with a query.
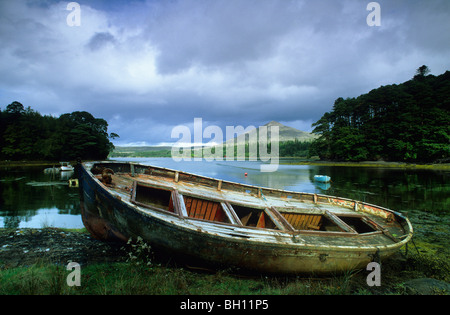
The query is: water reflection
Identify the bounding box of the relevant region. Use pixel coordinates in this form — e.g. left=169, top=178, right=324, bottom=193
left=0, top=166, right=82, bottom=229
left=314, top=182, right=331, bottom=191
left=309, top=165, right=450, bottom=214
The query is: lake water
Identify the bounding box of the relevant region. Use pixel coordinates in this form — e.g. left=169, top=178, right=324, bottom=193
left=0, top=158, right=449, bottom=229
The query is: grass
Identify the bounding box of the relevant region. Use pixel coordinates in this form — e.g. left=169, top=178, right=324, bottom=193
left=0, top=236, right=359, bottom=295
left=0, top=261, right=360, bottom=295
left=1, top=239, right=448, bottom=295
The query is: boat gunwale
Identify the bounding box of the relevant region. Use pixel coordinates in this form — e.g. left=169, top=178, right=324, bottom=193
left=81, top=161, right=413, bottom=250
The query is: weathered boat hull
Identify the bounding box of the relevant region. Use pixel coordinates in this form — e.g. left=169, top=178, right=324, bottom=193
left=77, top=161, right=413, bottom=275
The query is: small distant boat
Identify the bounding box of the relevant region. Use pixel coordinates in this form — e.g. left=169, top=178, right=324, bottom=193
left=60, top=162, right=74, bottom=172
left=77, top=161, right=413, bottom=275
left=314, top=175, right=331, bottom=183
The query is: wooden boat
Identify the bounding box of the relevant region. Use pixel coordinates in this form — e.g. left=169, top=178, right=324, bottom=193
left=77, top=161, right=413, bottom=275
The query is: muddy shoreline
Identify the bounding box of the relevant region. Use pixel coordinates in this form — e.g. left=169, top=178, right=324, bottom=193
left=0, top=228, right=126, bottom=268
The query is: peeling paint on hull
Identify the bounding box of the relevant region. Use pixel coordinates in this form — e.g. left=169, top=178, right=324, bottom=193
left=77, top=161, right=413, bottom=275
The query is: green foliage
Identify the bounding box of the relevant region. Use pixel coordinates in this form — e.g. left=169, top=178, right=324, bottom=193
left=0, top=102, right=117, bottom=161
left=279, top=139, right=311, bottom=157
left=310, top=67, right=450, bottom=163
left=111, top=149, right=173, bottom=158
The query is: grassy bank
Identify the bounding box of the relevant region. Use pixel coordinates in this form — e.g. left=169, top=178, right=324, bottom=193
left=0, top=249, right=448, bottom=295
left=0, top=261, right=356, bottom=295
left=2, top=159, right=449, bottom=171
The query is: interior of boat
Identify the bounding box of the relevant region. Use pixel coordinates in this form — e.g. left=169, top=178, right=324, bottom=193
left=129, top=180, right=380, bottom=235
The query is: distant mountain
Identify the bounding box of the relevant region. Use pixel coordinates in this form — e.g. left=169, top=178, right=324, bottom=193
left=225, top=121, right=317, bottom=146
left=265, top=121, right=317, bottom=142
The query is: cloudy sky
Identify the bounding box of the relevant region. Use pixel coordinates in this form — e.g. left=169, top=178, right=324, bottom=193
left=0, top=0, right=449, bottom=146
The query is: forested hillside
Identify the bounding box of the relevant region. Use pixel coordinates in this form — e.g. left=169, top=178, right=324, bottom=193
left=309, top=66, right=450, bottom=163
left=0, top=102, right=118, bottom=161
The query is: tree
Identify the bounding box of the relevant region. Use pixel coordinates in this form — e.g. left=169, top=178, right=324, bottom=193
left=414, top=65, right=430, bottom=79
left=5, top=101, right=25, bottom=115
left=310, top=68, right=450, bottom=163
left=0, top=105, right=118, bottom=161
left=58, top=111, right=115, bottom=160
left=310, top=112, right=333, bottom=159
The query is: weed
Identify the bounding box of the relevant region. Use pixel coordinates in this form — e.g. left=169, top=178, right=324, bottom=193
left=122, top=236, right=153, bottom=267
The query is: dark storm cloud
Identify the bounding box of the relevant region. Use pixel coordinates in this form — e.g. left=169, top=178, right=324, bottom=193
left=143, top=0, right=303, bottom=73
left=87, top=32, right=117, bottom=51
left=0, top=0, right=449, bottom=146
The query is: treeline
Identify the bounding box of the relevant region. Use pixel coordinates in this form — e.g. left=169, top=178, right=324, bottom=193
left=309, top=66, right=450, bottom=163
left=0, top=101, right=118, bottom=161
left=228, top=140, right=311, bottom=158
left=112, top=149, right=173, bottom=158
left=279, top=139, right=311, bottom=157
